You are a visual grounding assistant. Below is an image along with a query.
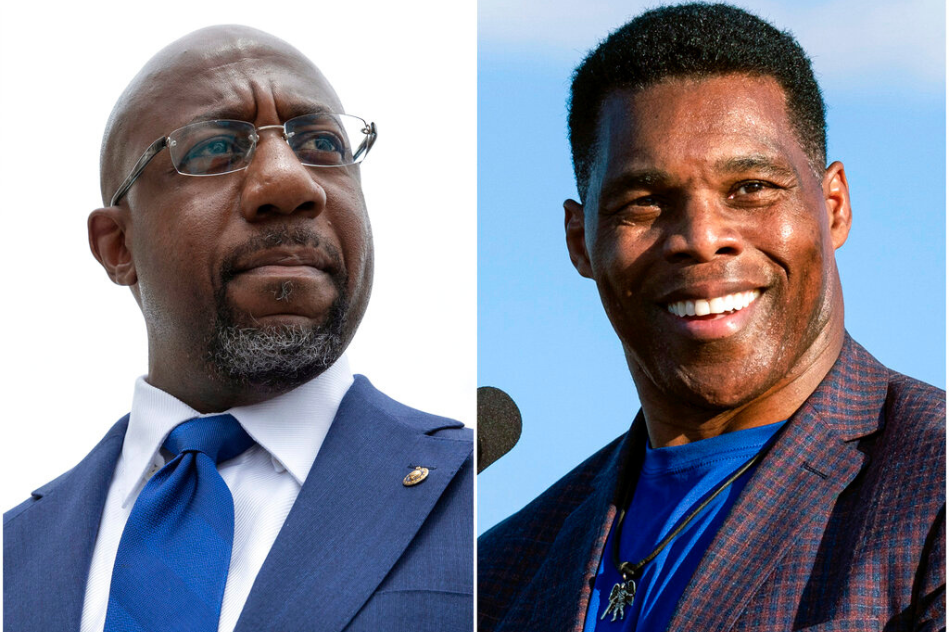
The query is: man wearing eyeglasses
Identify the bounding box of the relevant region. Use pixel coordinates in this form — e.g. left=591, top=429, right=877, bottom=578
left=4, top=25, right=472, bottom=632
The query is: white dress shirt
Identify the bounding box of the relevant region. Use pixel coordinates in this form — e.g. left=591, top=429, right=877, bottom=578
left=79, top=356, right=355, bottom=632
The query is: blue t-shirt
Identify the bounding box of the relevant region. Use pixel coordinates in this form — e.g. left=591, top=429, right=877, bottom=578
left=585, top=421, right=785, bottom=632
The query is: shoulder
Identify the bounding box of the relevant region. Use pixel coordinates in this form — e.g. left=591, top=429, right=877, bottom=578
left=479, top=434, right=621, bottom=574
left=4, top=416, right=128, bottom=524
left=478, top=435, right=624, bottom=630
left=838, top=367, right=945, bottom=611
left=883, top=370, right=945, bottom=435
left=348, top=374, right=471, bottom=442
left=823, top=340, right=945, bottom=512
left=3, top=478, right=62, bottom=524
left=873, top=369, right=945, bottom=483
left=480, top=435, right=619, bottom=537
left=821, top=337, right=943, bottom=465
left=866, top=368, right=946, bottom=472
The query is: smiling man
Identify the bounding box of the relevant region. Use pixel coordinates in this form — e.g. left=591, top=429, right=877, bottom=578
left=4, top=26, right=472, bottom=632
left=478, top=4, right=944, bottom=631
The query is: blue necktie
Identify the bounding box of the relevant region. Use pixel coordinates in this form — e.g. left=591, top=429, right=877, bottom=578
left=105, top=414, right=254, bottom=632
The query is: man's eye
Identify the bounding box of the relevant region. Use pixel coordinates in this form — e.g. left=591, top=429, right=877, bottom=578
left=633, top=195, right=660, bottom=206
left=293, top=131, right=348, bottom=164
left=185, top=136, right=242, bottom=159
left=603, top=194, right=664, bottom=220
left=177, top=135, right=252, bottom=175
left=730, top=181, right=770, bottom=197
left=303, top=133, right=342, bottom=152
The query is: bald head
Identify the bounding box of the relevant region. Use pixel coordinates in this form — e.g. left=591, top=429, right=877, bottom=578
left=99, top=25, right=342, bottom=206
left=88, top=24, right=374, bottom=410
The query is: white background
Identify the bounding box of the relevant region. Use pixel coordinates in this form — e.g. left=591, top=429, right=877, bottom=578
left=0, top=1, right=476, bottom=511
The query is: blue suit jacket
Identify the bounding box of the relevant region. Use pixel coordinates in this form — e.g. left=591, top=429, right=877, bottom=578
left=479, top=336, right=945, bottom=631
left=5, top=375, right=473, bottom=632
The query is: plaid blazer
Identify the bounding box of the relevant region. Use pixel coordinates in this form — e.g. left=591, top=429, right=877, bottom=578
left=479, top=336, right=946, bottom=631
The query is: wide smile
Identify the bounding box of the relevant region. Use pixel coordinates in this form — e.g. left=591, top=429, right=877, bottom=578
left=666, top=289, right=761, bottom=318
left=659, top=288, right=763, bottom=340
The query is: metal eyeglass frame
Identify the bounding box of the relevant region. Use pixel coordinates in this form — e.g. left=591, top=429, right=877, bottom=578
left=109, top=115, right=378, bottom=207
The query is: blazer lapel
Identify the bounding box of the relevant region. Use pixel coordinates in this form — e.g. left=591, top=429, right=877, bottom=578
left=497, top=421, right=647, bottom=632
left=3, top=417, right=127, bottom=632
left=667, top=335, right=886, bottom=631
left=235, top=376, right=472, bottom=632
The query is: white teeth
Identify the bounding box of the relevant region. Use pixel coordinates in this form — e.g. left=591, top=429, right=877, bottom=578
left=668, top=289, right=760, bottom=318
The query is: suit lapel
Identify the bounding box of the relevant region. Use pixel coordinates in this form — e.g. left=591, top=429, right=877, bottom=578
left=3, top=417, right=127, bottom=632
left=667, top=336, right=886, bottom=630
left=516, top=478, right=615, bottom=632
left=235, top=376, right=472, bottom=632
left=497, top=421, right=647, bottom=632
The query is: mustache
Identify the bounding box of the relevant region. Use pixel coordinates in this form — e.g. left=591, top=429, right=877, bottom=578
left=219, top=227, right=344, bottom=285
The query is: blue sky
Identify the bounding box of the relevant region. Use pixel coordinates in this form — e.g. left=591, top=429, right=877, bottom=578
left=478, top=0, right=946, bottom=534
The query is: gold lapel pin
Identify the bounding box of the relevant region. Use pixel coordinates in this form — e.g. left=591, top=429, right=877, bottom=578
left=403, top=466, right=430, bottom=487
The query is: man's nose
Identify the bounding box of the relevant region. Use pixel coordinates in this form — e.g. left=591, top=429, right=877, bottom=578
left=662, top=196, right=743, bottom=263
left=239, top=133, right=328, bottom=221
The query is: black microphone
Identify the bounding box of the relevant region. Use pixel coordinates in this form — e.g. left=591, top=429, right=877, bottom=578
left=477, top=387, right=522, bottom=473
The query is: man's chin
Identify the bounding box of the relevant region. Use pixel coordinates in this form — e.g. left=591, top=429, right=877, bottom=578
left=642, top=358, right=781, bottom=412
left=205, top=322, right=344, bottom=391
left=204, top=294, right=348, bottom=391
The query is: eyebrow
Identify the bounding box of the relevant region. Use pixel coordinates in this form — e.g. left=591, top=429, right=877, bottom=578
left=714, top=155, right=798, bottom=180
left=184, top=103, right=335, bottom=127
left=185, top=105, right=254, bottom=126
left=597, top=153, right=800, bottom=203
left=281, top=102, right=334, bottom=120
left=599, top=169, right=672, bottom=201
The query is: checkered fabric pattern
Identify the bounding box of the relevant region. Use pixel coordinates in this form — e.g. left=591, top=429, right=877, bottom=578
left=478, top=335, right=946, bottom=632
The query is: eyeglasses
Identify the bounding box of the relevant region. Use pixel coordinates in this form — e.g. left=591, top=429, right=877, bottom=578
left=110, top=112, right=378, bottom=206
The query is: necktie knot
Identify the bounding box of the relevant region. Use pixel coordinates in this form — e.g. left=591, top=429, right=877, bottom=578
left=164, top=413, right=254, bottom=464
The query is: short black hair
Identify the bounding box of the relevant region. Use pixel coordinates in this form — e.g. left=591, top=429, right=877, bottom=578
left=568, top=3, right=826, bottom=199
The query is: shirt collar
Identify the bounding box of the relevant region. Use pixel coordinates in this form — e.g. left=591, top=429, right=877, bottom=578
left=117, top=355, right=354, bottom=507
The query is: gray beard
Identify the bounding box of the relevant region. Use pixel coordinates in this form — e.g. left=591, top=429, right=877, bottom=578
left=205, top=227, right=349, bottom=392
left=205, top=295, right=347, bottom=391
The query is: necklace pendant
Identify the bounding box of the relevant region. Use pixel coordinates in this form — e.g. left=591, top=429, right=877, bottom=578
left=600, top=578, right=637, bottom=622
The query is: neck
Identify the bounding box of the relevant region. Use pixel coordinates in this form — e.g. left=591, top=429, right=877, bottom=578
left=144, top=328, right=344, bottom=413
left=145, top=366, right=296, bottom=413
left=635, top=325, right=845, bottom=449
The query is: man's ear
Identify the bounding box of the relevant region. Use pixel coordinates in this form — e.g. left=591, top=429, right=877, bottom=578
left=822, top=161, right=852, bottom=250
left=564, top=198, right=594, bottom=278
left=88, top=206, right=137, bottom=286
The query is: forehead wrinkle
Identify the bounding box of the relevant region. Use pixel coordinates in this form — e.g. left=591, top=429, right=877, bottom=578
left=584, top=75, right=812, bottom=208
left=169, top=65, right=341, bottom=129
left=252, top=79, right=341, bottom=124
left=607, top=125, right=798, bottom=179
